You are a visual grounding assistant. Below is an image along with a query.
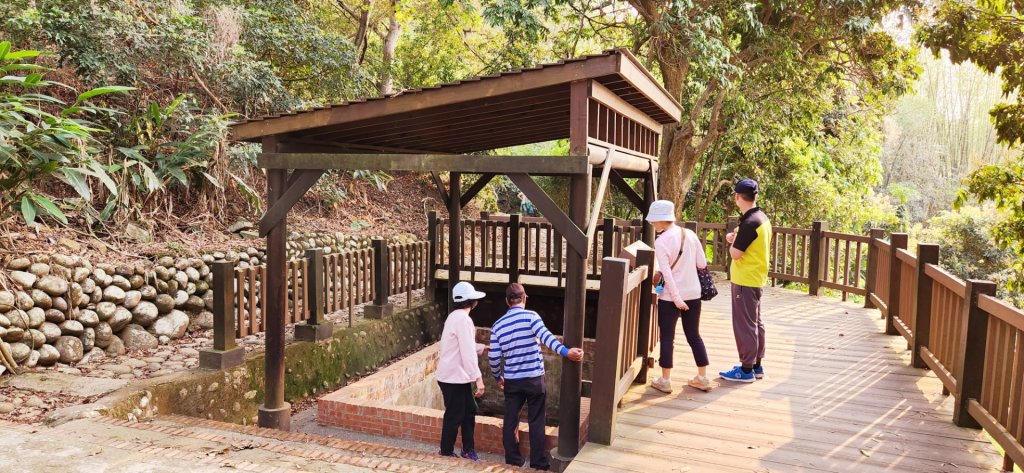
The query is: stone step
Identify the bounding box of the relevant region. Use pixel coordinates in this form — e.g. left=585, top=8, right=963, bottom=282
left=92, top=415, right=528, bottom=473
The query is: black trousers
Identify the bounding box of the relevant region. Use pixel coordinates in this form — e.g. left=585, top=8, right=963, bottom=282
left=503, top=376, right=549, bottom=470
left=658, top=299, right=709, bottom=368
left=438, top=381, right=476, bottom=455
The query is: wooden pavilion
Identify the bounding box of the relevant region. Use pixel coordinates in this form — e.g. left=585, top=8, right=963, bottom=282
left=229, top=48, right=682, bottom=459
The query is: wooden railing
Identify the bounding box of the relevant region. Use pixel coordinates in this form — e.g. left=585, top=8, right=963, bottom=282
left=322, top=249, right=376, bottom=325
left=208, top=240, right=429, bottom=353
left=431, top=211, right=643, bottom=286
left=589, top=244, right=655, bottom=445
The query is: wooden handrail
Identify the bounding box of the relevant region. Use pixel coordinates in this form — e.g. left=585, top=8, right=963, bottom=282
left=924, top=263, right=967, bottom=298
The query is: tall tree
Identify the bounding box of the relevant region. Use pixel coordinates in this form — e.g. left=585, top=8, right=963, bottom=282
left=472, top=0, right=919, bottom=206
left=920, top=0, right=1024, bottom=292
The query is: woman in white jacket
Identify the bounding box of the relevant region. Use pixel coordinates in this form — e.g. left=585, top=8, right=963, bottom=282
left=646, top=200, right=712, bottom=393
left=436, top=281, right=488, bottom=461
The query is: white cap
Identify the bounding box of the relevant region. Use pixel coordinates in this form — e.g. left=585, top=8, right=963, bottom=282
left=452, top=281, right=486, bottom=302
left=645, top=200, right=676, bottom=223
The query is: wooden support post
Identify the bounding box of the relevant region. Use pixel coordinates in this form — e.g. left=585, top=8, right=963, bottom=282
left=886, top=233, right=909, bottom=336
left=295, top=249, right=333, bottom=341
left=259, top=160, right=290, bottom=430
left=642, top=172, right=656, bottom=247
left=912, top=244, right=939, bottom=369
left=725, top=216, right=739, bottom=280
left=635, top=247, right=655, bottom=383
left=864, top=229, right=885, bottom=309
left=199, top=261, right=245, bottom=369
left=509, top=213, right=522, bottom=284
left=448, top=172, right=462, bottom=312
left=588, top=257, right=628, bottom=446
left=365, top=238, right=393, bottom=319
left=602, top=218, right=615, bottom=258
left=808, top=221, right=828, bottom=296
left=427, top=211, right=438, bottom=302
left=952, top=279, right=998, bottom=428
left=557, top=79, right=591, bottom=461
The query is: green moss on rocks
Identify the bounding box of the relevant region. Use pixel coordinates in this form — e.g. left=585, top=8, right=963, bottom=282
left=103, top=303, right=443, bottom=424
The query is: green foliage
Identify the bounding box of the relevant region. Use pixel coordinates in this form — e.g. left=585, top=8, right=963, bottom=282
left=955, top=159, right=1024, bottom=294
left=918, top=0, right=1023, bottom=147
left=915, top=205, right=1023, bottom=305
left=100, top=94, right=234, bottom=221
left=0, top=40, right=131, bottom=224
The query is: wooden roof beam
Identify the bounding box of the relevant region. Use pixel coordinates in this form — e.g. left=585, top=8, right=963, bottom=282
left=590, top=81, right=662, bottom=132
left=257, top=153, right=591, bottom=175
left=233, top=54, right=620, bottom=141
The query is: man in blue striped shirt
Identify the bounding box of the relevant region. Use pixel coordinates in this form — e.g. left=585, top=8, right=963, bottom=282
left=489, top=283, right=584, bottom=470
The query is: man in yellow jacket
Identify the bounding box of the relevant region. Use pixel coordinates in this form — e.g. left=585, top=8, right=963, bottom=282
left=720, top=179, right=772, bottom=383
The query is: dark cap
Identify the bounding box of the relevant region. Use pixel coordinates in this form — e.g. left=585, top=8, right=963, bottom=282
left=506, top=283, right=527, bottom=302
left=735, top=178, right=759, bottom=194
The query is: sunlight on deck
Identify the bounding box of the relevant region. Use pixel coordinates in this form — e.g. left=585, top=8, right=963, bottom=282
left=569, top=284, right=1003, bottom=473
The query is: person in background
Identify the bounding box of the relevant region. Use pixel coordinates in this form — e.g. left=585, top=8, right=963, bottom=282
left=436, top=281, right=488, bottom=461
left=645, top=200, right=713, bottom=393
left=489, top=283, right=584, bottom=470
left=719, top=179, right=772, bottom=383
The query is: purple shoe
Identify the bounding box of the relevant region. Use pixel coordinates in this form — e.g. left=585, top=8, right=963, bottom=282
left=461, top=449, right=481, bottom=461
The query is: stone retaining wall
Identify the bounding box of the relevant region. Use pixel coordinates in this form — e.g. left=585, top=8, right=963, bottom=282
left=0, top=231, right=417, bottom=370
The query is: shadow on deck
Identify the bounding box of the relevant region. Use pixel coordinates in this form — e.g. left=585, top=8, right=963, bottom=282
left=567, top=283, right=1003, bottom=473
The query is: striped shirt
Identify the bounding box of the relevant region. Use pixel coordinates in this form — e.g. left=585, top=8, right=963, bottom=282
left=488, top=307, right=569, bottom=381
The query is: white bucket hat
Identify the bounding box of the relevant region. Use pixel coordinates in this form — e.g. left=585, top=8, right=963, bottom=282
left=452, top=281, right=486, bottom=302
left=645, top=200, right=676, bottom=223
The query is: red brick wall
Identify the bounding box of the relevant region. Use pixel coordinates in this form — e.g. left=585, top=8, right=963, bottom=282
left=319, top=387, right=590, bottom=457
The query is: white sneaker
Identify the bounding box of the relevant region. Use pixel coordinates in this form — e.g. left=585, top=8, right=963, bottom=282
left=688, top=375, right=713, bottom=392
left=651, top=377, right=673, bottom=394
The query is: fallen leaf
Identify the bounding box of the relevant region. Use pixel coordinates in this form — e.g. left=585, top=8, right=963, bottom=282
left=860, top=449, right=871, bottom=457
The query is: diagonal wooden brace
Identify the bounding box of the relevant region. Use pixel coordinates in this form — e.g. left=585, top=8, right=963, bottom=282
left=610, top=170, right=645, bottom=211
left=507, top=173, right=587, bottom=257
left=258, top=169, right=324, bottom=236
left=586, top=149, right=615, bottom=244
left=460, top=173, right=496, bottom=208
left=430, top=171, right=450, bottom=204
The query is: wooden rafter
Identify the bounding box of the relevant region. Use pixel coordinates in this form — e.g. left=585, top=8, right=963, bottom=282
left=257, top=153, right=590, bottom=175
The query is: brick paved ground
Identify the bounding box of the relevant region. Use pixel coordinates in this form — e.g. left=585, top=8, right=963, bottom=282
left=0, top=415, right=531, bottom=473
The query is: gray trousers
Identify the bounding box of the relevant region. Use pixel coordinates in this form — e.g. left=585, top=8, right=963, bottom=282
left=731, top=284, right=765, bottom=366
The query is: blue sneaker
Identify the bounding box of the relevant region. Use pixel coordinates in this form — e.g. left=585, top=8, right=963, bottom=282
left=460, top=450, right=480, bottom=462
left=719, top=366, right=755, bottom=383
left=734, top=365, right=765, bottom=380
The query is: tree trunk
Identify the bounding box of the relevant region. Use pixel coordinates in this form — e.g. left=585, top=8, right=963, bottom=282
left=379, top=2, right=401, bottom=95
left=354, top=7, right=370, bottom=65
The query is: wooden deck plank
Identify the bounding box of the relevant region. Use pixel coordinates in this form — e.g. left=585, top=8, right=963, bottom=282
left=569, top=284, right=1003, bottom=472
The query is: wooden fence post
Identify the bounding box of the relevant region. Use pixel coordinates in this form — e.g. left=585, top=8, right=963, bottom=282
left=426, top=211, right=438, bottom=302
left=952, top=279, right=998, bottom=428
left=725, top=216, right=739, bottom=280
left=588, top=257, right=629, bottom=445
left=295, top=249, right=333, bottom=341
left=509, top=213, right=522, bottom=284
left=911, top=244, right=939, bottom=369
left=199, top=261, right=245, bottom=369
left=635, top=248, right=656, bottom=383
left=885, top=234, right=908, bottom=335
left=864, top=229, right=885, bottom=309
left=365, top=238, right=393, bottom=319
left=808, top=221, right=828, bottom=296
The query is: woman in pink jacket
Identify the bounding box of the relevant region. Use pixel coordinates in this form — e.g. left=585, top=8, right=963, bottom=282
left=646, top=200, right=712, bottom=393
left=436, top=281, right=488, bottom=461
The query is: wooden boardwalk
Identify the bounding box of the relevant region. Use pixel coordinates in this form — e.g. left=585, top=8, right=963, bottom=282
left=569, top=284, right=1004, bottom=473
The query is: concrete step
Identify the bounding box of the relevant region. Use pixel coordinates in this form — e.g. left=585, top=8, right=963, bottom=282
left=90, top=415, right=528, bottom=473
